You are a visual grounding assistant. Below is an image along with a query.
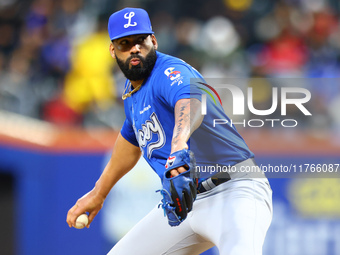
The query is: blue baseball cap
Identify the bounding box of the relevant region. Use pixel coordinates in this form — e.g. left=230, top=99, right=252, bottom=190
left=108, top=7, right=154, bottom=41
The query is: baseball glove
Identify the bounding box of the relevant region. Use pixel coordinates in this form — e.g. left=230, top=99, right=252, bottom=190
left=157, top=149, right=198, bottom=227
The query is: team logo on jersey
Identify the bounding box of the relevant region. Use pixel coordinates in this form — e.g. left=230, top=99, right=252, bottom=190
left=124, top=12, right=137, bottom=28
left=164, top=67, right=181, bottom=81
left=164, top=67, right=184, bottom=86
left=165, top=155, right=176, bottom=169
left=138, top=112, right=166, bottom=158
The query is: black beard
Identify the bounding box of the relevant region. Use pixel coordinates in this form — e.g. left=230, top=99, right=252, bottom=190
left=116, top=48, right=157, bottom=81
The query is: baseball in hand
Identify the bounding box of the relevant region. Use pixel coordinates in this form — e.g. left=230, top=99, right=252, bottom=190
left=75, top=214, right=89, bottom=229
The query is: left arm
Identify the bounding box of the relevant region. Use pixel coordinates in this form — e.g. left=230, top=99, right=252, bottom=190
left=170, top=98, right=203, bottom=176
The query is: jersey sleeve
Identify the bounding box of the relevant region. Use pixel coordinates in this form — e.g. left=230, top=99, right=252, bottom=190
left=120, top=118, right=139, bottom=147
left=157, top=64, right=203, bottom=108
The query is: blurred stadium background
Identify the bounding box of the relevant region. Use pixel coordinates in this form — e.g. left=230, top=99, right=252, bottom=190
left=0, top=0, right=340, bottom=254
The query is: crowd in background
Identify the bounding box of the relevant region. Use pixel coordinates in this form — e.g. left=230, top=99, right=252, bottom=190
left=0, top=0, right=339, bottom=132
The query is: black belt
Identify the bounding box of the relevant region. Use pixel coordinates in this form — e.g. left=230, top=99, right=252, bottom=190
left=197, top=158, right=260, bottom=193
left=197, top=176, right=230, bottom=193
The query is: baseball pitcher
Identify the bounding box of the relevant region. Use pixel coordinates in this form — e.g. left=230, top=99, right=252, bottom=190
left=66, top=7, right=272, bottom=255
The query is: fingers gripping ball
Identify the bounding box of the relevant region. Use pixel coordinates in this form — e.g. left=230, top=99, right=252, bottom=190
left=158, top=149, right=198, bottom=227
left=75, top=214, right=89, bottom=229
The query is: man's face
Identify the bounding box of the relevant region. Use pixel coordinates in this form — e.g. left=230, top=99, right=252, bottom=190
left=111, top=34, right=158, bottom=81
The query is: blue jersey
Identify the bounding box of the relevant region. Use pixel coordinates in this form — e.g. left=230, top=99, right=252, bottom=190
left=120, top=52, right=254, bottom=180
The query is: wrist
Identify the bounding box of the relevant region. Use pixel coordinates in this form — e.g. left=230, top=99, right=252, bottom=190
left=170, top=143, right=188, bottom=154
left=93, top=182, right=109, bottom=201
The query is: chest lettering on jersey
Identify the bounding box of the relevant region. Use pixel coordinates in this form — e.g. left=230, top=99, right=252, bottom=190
left=138, top=112, right=166, bottom=158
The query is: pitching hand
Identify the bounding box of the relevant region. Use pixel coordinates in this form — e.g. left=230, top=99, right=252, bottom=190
left=66, top=189, right=105, bottom=228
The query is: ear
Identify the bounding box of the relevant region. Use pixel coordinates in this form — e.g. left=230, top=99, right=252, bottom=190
left=151, top=34, right=158, bottom=50
left=109, top=42, right=116, bottom=58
